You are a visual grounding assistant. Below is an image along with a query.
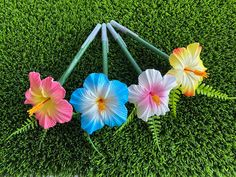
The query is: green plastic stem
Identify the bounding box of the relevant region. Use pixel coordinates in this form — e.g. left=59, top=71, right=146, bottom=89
left=110, top=20, right=169, bottom=60
left=102, top=41, right=108, bottom=75
left=102, top=23, right=108, bottom=75
left=117, top=37, right=142, bottom=75
left=107, top=23, right=142, bottom=75
left=85, top=133, right=103, bottom=156
left=130, top=35, right=169, bottom=60
left=58, top=46, right=88, bottom=85
left=58, top=24, right=102, bottom=85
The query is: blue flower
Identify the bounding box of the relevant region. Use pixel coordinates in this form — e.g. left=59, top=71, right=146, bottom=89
left=70, top=73, right=128, bottom=134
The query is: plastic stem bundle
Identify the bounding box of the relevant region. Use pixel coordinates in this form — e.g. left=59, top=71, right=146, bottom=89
left=107, top=23, right=142, bottom=75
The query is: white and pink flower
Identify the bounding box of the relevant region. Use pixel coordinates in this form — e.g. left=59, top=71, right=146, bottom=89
left=128, top=69, right=176, bottom=121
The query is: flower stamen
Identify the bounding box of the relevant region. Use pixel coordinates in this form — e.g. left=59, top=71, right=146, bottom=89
left=27, top=97, right=50, bottom=117
left=184, top=67, right=208, bottom=78
left=150, top=93, right=161, bottom=105
left=97, top=98, right=106, bottom=112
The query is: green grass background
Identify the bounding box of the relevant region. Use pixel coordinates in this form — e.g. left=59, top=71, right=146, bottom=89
left=1, top=0, right=235, bottom=176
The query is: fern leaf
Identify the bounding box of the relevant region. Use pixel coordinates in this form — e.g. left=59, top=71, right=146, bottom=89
left=114, top=107, right=136, bottom=135
left=148, top=115, right=161, bottom=151
left=169, top=89, right=181, bottom=118
left=38, top=129, right=48, bottom=150
left=6, top=117, right=38, bottom=141
left=196, top=83, right=231, bottom=100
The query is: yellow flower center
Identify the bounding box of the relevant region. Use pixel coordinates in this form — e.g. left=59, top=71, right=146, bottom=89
left=150, top=93, right=161, bottom=105
left=184, top=67, right=208, bottom=78
left=27, top=97, right=50, bottom=117
left=97, top=98, right=106, bottom=112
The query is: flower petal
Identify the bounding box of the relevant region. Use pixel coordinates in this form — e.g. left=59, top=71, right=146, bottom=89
left=169, top=53, right=184, bottom=69
left=54, top=100, right=73, bottom=123
left=187, top=43, right=202, bottom=60
left=70, top=88, right=97, bottom=113
left=138, top=69, right=162, bottom=90
left=29, top=72, right=41, bottom=92
left=41, top=77, right=66, bottom=100
left=83, top=73, right=109, bottom=96
left=162, top=74, right=177, bottom=91
left=24, top=89, right=45, bottom=105
left=162, top=96, right=170, bottom=113
left=181, top=73, right=198, bottom=96
left=172, top=47, right=192, bottom=66
left=105, top=80, right=128, bottom=104
left=191, top=59, right=207, bottom=72
left=156, top=102, right=170, bottom=116
left=160, top=96, right=169, bottom=107
left=167, top=69, right=184, bottom=87
left=36, top=113, right=57, bottom=129
left=128, top=84, right=147, bottom=104
left=136, top=95, right=156, bottom=121
left=104, top=103, right=128, bottom=127
left=81, top=112, right=104, bottom=134
left=24, top=90, right=32, bottom=104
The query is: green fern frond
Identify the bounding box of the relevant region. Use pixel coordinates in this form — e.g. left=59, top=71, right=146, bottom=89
left=169, top=88, right=181, bottom=118
left=196, top=83, right=231, bottom=100
left=6, top=117, right=38, bottom=141
left=38, top=129, right=48, bottom=150
left=148, top=115, right=161, bottom=151
left=114, top=107, right=136, bottom=135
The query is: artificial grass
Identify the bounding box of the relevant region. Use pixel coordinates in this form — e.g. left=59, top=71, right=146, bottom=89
left=0, top=0, right=235, bottom=176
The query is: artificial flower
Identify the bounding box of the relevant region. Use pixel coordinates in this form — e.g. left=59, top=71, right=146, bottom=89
left=128, top=69, right=176, bottom=121
left=70, top=73, right=128, bottom=134
left=168, top=43, right=207, bottom=96
left=24, top=72, right=73, bottom=129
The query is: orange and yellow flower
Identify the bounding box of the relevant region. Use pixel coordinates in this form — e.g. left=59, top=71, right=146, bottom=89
left=168, top=43, right=207, bottom=96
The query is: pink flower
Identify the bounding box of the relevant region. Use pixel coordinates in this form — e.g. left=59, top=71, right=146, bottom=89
left=24, top=72, right=73, bottom=129
left=128, top=69, right=176, bottom=121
